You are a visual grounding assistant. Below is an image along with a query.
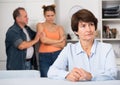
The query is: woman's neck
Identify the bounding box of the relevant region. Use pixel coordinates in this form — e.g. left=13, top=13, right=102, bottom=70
left=80, top=39, right=94, bottom=57
left=44, top=21, right=56, bottom=31
left=45, top=21, right=54, bottom=25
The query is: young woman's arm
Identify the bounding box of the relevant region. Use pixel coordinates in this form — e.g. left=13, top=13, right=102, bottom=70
left=36, top=23, right=64, bottom=45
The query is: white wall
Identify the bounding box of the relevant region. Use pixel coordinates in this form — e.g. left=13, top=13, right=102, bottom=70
left=0, top=0, right=54, bottom=70
left=55, top=0, right=100, bottom=36
left=0, top=0, right=101, bottom=70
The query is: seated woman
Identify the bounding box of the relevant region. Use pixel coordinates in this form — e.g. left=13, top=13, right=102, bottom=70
left=47, top=9, right=117, bottom=81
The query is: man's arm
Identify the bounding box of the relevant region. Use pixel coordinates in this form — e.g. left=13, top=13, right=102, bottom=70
left=18, top=32, right=40, bottom=50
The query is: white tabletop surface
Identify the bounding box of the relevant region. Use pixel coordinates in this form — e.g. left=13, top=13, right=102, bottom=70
left=0, top=78, right=120, bottom=85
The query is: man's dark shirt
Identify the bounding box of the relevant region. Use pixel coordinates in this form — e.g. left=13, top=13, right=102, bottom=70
left=5, top=22, right=36, bottom=70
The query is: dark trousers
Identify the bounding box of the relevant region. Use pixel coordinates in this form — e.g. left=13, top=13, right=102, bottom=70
left=25, top=60, right=32, bottom=70
left=39, top=50, right=61, bottom=77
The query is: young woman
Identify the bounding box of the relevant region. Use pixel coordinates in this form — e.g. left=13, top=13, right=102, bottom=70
left=36, top=4, right=66, bottom=77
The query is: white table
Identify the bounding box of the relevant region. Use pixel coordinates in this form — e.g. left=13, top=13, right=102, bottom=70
left=0, top=70, right=40, bottom=79
left=0, top=78, right=120, bottom=85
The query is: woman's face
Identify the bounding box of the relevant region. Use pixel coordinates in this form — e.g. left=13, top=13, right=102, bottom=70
left=76, top=21, right=96, bottom=41
left=44, top=11, right=55, bottom=23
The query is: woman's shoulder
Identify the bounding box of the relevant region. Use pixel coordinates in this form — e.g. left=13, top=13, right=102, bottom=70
left=55, top=25, right=64, bottom=33
left=57, top=25, right=64, bottom=29
left=64, top=42, right=78, bottom=49
left=97, top=41, right=112, bottom=49
left=98, top=42, right=112, bottom=46
left=36, top=22, right=45, bottom=31
left=36, top=22, right=44, bottom=27
left=96, top=42, right=114, bottom=56
left=53, top=23, right=63, bottom=29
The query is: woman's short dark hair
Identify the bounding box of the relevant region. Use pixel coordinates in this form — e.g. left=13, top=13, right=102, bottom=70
left=42, top=4, right=56, bottom=15
left=71, top=9, right=98, bottom=32
left=13, top=7, right=25, bottom=21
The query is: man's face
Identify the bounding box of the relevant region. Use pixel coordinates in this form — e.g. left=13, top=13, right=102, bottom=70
left=17, top=10, right=28, bottom=26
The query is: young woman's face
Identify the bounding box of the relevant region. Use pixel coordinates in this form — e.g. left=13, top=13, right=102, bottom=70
left=76, top=21, right=96, bottom=41
left=44, top=11, right=55, bottom=23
